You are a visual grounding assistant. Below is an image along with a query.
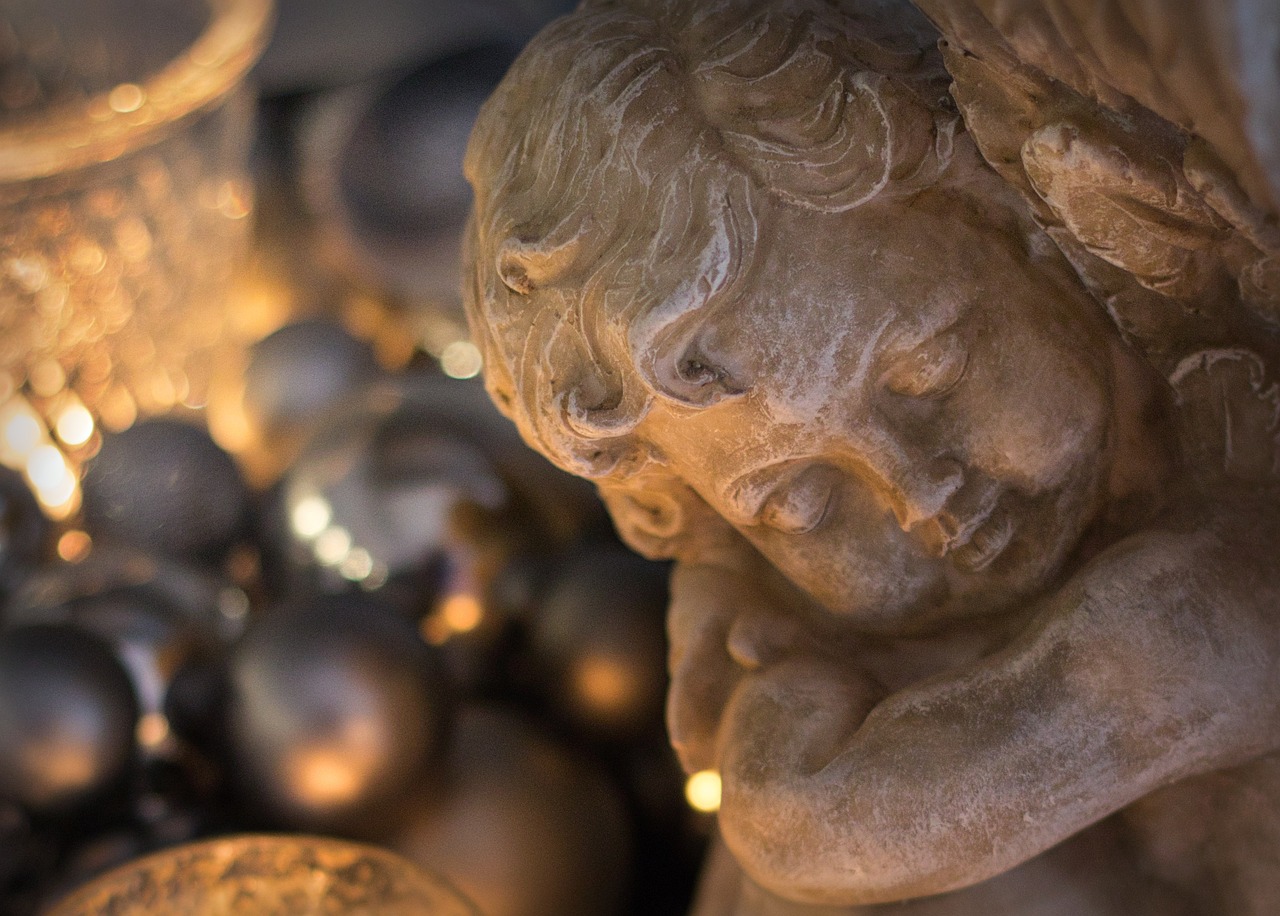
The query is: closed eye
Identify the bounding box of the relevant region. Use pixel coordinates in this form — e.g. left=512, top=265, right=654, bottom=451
left=759, top=465, right=836, bottom=534
left=878, top=332, right=968, bottom=400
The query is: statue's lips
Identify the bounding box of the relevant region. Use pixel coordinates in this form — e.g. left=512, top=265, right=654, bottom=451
left=933, top=483, right=1014, bottom=572
left=950, top=508, right=1014, bottom=571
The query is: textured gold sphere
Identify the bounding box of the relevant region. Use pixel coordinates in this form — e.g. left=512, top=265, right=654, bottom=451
left=46, top=834, right=480, bottom=915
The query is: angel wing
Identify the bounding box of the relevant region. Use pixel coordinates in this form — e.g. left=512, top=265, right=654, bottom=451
left=912, top=0, right=1280, bottom=484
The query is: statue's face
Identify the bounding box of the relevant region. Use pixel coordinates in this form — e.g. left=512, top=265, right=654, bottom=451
left=631, top=198, right=1121, bottom=633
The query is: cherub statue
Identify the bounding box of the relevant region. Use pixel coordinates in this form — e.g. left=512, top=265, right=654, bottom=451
left=461, top=1, right=1280, bottom=912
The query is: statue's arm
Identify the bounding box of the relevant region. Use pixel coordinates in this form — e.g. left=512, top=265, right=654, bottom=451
left=715, top=514, right=1280, bottom=906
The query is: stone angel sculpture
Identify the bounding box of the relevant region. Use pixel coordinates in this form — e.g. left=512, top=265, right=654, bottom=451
left=459, top=0, right=1280, bottom=912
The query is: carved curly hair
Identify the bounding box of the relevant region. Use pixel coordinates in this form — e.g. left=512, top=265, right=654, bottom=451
left=464, top=0, right=961, bottom=480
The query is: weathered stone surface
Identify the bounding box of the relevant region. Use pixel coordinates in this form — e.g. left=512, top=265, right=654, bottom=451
left=462, top=2, right=1280, bottom=912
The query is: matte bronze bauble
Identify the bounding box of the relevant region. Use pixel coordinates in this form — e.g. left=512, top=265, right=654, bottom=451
left=81, top=420, right=249, bottom=563
left=225, top=594, right=449, bottom=833
left=0, top=625, right=138, bottom=814
left=391, top=705, right=632, bottom=916
left=530, top=547, right=669, bottom=742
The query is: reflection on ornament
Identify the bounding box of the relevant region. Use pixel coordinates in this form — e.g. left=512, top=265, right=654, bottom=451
left=135, top=712, right=172, bottom=752
left=391, top=705, right=631, bottom=916
left=243, top=319, right=380, bottom=442
left=7, top=546, right=235, bottom=746
left=530, top=547, right=669, bottom=742
left=225, top=594, right=449, bottom=832
left=0, top=625, right=138, bottom=814
left=276, top=375, right=558, bottom=612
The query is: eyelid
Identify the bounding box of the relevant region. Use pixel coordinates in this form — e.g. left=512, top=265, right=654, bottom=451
left=878, top=332, right=969, bottom=399
left=724, top=463, right=836, bottom=533
left=759, top=466, right=835, bottom=534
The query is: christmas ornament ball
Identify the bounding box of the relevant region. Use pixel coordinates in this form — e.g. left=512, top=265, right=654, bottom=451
left=225, top=594, right=449, bottom=833
left=242, top=318, right=380, bottom=441
left=7, top=546, right=236, bottom=733
left=531, top=547, right=669, bottom=742
left=276, top=375, right=551, bottom=615
left=0, top=625, right=139, bottom=814
left=391, top=705, right=632, bottom=916
left=81, top=419, right=249, bottom=562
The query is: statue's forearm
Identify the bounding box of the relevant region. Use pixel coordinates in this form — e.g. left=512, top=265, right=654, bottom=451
left=718, top=527, right=1280, bottom=905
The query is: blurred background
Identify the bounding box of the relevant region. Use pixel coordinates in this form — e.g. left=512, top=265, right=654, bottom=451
left=0, top=1, right=715, bottom=912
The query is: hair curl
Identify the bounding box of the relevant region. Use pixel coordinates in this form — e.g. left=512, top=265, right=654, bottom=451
left=464, top=0, right=959, bottom=480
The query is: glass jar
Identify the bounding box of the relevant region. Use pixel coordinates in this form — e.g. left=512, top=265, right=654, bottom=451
left=0, top=0, right=272, bottom=517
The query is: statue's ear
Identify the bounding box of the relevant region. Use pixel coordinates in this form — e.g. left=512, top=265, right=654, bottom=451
left=1021, top=121, right=1232, bottom=301
left=598, top=483, right=686, bottom=561
left=597, top=475, right=741, bottom=563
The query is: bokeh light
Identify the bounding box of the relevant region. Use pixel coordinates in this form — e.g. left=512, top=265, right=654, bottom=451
left=685, top=770, right=722, bottom=814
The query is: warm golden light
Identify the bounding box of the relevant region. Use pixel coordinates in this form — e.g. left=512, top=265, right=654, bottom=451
left=685, top=770, right=722, bottom=814
left=313, top=526, right=353, bottom=566
left=18, top=742, right=97, bottom=805
left=290, top=494, right=333, bottom=540
left=420, top=615, right=450, bottom=646
left=420, top=594, right=485, bottom=646
left=26, top=444, right=68, bottom=492
left=283, top=745, right=373, bottom=809
left=440, top=593, right=484, bottom=634
left=107, top=83, right=146, bottom=114
left=339, top=547, right=375, bottom=582
left=57, top=530, right=93, bottom=563
left=29, top=360, right=66, bottom=397
left=573, top=656, right=632, bottom=716
left=136, top=713, right=171, bottom=749
left=1, top=406, right=42, bottom=461
left=440, top=340, right=483, bottom=379
left=55, top=401, right=95, bottom=447
left=215, top=180, right=251, bottom=220
left=98, top=386, right=138, bottom=433
left=35, top=470, right=80, bottom=518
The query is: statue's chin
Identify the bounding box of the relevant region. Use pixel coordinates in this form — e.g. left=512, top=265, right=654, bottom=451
left=766, top=508, right=1087, bottom=639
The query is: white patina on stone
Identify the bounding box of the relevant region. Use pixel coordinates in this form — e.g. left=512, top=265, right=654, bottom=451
left=460, top=1, right=1280, bottom=913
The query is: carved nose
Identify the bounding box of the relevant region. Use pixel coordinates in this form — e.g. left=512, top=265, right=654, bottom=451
left=874, top=455, right=965, bottom=536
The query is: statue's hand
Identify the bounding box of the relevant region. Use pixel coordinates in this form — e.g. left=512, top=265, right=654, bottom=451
left=666, top=559, right=832, bottom=774
left=666, top=562, right=758, bottom=774
left=717, top=654, right=881, bottom=798
left=704, top=518, right=1280, bottom=906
